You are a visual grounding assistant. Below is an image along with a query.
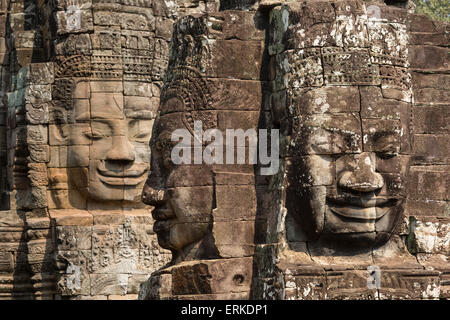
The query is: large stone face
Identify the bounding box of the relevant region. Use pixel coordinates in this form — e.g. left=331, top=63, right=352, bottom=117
left=271, top=0, right=412, bottom=250
left=140, top=9, right=267, bottom=299
left=251, top=0, right=449, bottom=300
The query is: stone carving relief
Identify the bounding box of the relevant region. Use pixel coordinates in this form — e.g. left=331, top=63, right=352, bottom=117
left=142, top=17, right=216, bottom=264
left=137, top=0, right=449, bottom=301
left=0, top=0, right=220, bottom=300
left=47, top=1, right=218, bottom=299
left=49, top=57, right=152, bottom=209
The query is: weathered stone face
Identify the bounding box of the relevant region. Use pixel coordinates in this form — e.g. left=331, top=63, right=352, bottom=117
left=0, top=0, right=448, bottom=301
left=270, top=0, right=412, bottom=250
left=141, top=10, right=266, bottom=272
left=49, top=60, right=154, bottom=209
left=63, top=80, right=151, bottom=203
left=141, top=18, right=214, bottom=261
left=285, top=90, right=409, bottom=248
left=143, top=112, right=214, bottom=256
left=0, top=0, right=219, bottom=300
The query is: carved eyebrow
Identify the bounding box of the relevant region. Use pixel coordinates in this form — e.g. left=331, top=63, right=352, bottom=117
left=128, top=118, right=153, bottom=128
left=89, top=119, right=114, bottom=127
left=125, top=109, right=155, bottom=119
left=90, top=113, right=119, bottom=120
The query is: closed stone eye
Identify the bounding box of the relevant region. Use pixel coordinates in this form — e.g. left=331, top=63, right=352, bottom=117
left=83, top=130, right=105, bottom=140
left=372, top=133, right=399, bottom=157
left=132, top=131, right=151, bottom=142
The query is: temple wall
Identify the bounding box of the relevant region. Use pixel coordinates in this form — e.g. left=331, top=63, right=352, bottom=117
left=407, top=11, right=449, bottom=298
left=0, top=0, right=447, bottom=300
left=0, top=0, right=50, bottom=300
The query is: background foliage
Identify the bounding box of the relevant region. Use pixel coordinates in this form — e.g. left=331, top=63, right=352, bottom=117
left=414, top=0, right=450, bottom=22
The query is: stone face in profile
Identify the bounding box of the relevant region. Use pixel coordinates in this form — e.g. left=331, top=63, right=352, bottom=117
left=140, top=11, right=267, bottom=298
left=142, top=12, right=266, bottom=263
left=269, top=0, right=412, bottom=251
left=144, top=116, right=216, bottom=261
left=141, top=19, right=216, bottom=262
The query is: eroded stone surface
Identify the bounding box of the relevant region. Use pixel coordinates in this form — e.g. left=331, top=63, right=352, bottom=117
left=0, top=0, right=448, bottom=301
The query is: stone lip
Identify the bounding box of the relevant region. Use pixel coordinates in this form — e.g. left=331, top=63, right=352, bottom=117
left=97, top=164, right=148, bottom=186
left=152, top=204, right=175, bottom=221
left=97, top=167, right=147, bottom=178
left=327, top=196, right=400, bottom=220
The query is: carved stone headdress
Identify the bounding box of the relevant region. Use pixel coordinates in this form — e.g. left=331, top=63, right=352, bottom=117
left=271, top=3, right=412, bottom=94
left=159, top=15, right=215, bottom=135
left=52, top=53, right=153, bottom=123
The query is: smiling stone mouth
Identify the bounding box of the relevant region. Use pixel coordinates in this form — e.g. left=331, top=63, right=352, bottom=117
left=152, top=205, right=175, bottom=221
left=151, top=203, right=179, bottom=234
left=326, top=197, right=399, bottom=220
left=97, top=169, right=147, bottom=186
left=153, top=219, right=175, bottom=234
left=152, top=207, right=175, bottom=233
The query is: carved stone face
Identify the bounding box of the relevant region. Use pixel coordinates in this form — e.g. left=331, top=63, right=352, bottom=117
left=140, top=12, right=270, bottom=264
left=68, top=80, right=151, bottom=203
left=142, top=110, right=214, bottom=261
left=270, top=2, right=412, bottom=250
left=285, top=86, right=409, bottom=248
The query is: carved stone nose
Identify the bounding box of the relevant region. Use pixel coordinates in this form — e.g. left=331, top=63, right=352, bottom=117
left=141, top=181, right=166, bottom=206
left=338, top=153, right=384, bottom=193
left=107, top=136, right=135, bottom=162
